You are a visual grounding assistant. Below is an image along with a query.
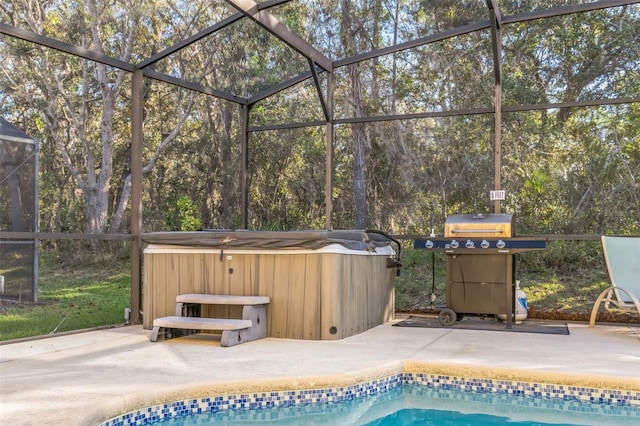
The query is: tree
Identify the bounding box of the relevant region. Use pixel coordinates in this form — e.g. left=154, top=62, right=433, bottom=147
left=1, top=1, right=638, bottom=238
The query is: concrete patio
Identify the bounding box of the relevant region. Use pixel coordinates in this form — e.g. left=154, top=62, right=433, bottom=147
left=1, top=317, right=639, bottom=425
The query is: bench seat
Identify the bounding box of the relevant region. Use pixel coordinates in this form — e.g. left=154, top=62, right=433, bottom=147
left=150, top=294, right=269, bottom=346
left=176, top=294, right=270, bottom=305
left=153, top=316, right=251, bottom=331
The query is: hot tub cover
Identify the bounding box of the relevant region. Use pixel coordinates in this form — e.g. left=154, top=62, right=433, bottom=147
left=141, top=229, right=394, bottom=252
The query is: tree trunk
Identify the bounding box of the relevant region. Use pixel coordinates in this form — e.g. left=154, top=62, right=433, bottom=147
left=340, top=0, right=368, bottom=229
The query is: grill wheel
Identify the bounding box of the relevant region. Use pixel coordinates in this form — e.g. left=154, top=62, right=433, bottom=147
left=438, top=308, right=457, bottom=326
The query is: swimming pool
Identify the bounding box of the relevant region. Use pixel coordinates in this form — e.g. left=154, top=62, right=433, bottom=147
left=100, top=370, right=640, bottom=426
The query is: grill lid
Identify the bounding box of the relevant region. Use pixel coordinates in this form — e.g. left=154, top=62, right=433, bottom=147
left=444, top=213, right=514, bottom=238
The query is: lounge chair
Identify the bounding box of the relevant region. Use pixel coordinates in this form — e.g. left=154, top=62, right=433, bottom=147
left=589, top=235, right=640, bottom=327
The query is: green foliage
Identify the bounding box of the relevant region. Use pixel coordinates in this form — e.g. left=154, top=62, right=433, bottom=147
left=248, top=128, right=327, bottom=230
left=542, top=240, right=604, bottom=271
left=1, top=2, right=638, bottom=236
left=164, top=196, right=202, bottom=231
left=394, top=246, right=447, bottom=311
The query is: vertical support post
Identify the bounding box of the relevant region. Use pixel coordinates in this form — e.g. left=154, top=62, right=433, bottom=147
left=487, top=0, right=503, bottom=214
left=130, top=69, right=143, bottom=324
left=505, top=254, right=513, bottom=329
left=241, top=103, right=250, bottom=229
left=33, top=140, right=39, bottom=303
left=325, top=72, right=334, bottom=230
left=494, top=80, right=502, bottom=214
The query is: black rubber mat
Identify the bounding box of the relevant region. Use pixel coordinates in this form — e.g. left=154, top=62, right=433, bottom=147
left=393, top=315, right=569, bottom=335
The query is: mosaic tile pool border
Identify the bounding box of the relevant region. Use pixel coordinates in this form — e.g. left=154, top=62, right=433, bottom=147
left=100, top=371, right=640, bottom=426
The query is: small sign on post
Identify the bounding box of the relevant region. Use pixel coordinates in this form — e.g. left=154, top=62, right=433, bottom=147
left=490, top=190, right=506, bottom=201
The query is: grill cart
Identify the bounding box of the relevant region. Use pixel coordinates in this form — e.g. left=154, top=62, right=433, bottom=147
left=414, top=213, right=545, bottom=329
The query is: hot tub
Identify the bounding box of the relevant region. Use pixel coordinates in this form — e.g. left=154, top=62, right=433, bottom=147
left=142, top=230, right=399, bottom=340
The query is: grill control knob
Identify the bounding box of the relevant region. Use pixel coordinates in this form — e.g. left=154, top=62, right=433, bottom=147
left=480, top=239, right=490, bottom=249
left=425, top=240, right=434, bottom=249
left=465, top=239, right=475, bottom=249
left=450, top=239, right=459, bottom=249
left=496, top=239, right=506, bottom=249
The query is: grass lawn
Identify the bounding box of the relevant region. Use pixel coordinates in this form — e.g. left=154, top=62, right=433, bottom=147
left=0, top=256, right=130, bottom=341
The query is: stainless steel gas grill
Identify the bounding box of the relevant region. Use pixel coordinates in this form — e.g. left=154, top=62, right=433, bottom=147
left=414, top=213, right=546, bottom=329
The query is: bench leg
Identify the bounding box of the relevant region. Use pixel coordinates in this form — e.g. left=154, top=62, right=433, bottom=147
left=176, top=302, right=201, bottom=317
left=220, top=305, right=267, bottom=347
left=150, top=326, right=197, bottom=341
left=150, top=326, right=162, bottom=342
left=150, top=326, right=180, bottom=341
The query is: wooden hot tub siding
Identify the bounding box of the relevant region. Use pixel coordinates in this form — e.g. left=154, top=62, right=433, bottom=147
left=143, top=245, right=395, bottom=340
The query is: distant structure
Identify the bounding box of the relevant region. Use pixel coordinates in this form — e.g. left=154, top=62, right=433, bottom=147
left=0, top=117, right=39, bottom=302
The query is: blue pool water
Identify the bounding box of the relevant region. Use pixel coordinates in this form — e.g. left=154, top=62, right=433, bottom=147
left=159, top=384, right=639, bottom=426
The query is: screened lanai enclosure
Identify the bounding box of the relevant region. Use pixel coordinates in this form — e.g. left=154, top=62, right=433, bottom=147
left=1, top=1, right=639, bottom=326
left=0, top=118, right=38, bottom=302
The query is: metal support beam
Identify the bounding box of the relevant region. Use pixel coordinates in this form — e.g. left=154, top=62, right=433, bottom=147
left=502, top=0, right=640, bottom=24
left=0, top=23, right=136, bottom=72
left=248, top=120, right=326, bottom=132
left=0, top=232, right=134, bottom=240
left=33, top=141, right=40, bottom=304
left=138, top=1, right=293, bottom=69
left=503, top=96, right=640, bottom=112
left=325, top=72, right=335, bottom=230
left=143, top=69, right=247, bottom=104
left=309, top=59, right=330, bottom=121
left=257, top=0, right=294, bottom=8
left=248, top=71, right=313, bottom=104
left=334, top=107, right=494, bottom=124
left=138, top=14, right=244, bottom=69
left=246, top=93, right=640, bottom=131
left=487, top=0, right=502, bottom=28
left=129, top=69, right=144, bottom=324
left=487, top=0, right=503, bottom=214
left=225, top=0, right=333, bottom=71
left=335, top=20, right=490, bottom=68
left=241, top=104, right=251, bottom=229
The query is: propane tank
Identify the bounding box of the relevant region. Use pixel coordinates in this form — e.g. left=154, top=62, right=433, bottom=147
left=515, top=280, right=528, bottom=323
left=498, top=280, right=528, bottom=324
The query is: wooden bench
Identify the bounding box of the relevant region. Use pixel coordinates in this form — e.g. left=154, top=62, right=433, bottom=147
left=150, top=294, right=270, bottom=346
left=175, top=294, right=271, bottom=316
